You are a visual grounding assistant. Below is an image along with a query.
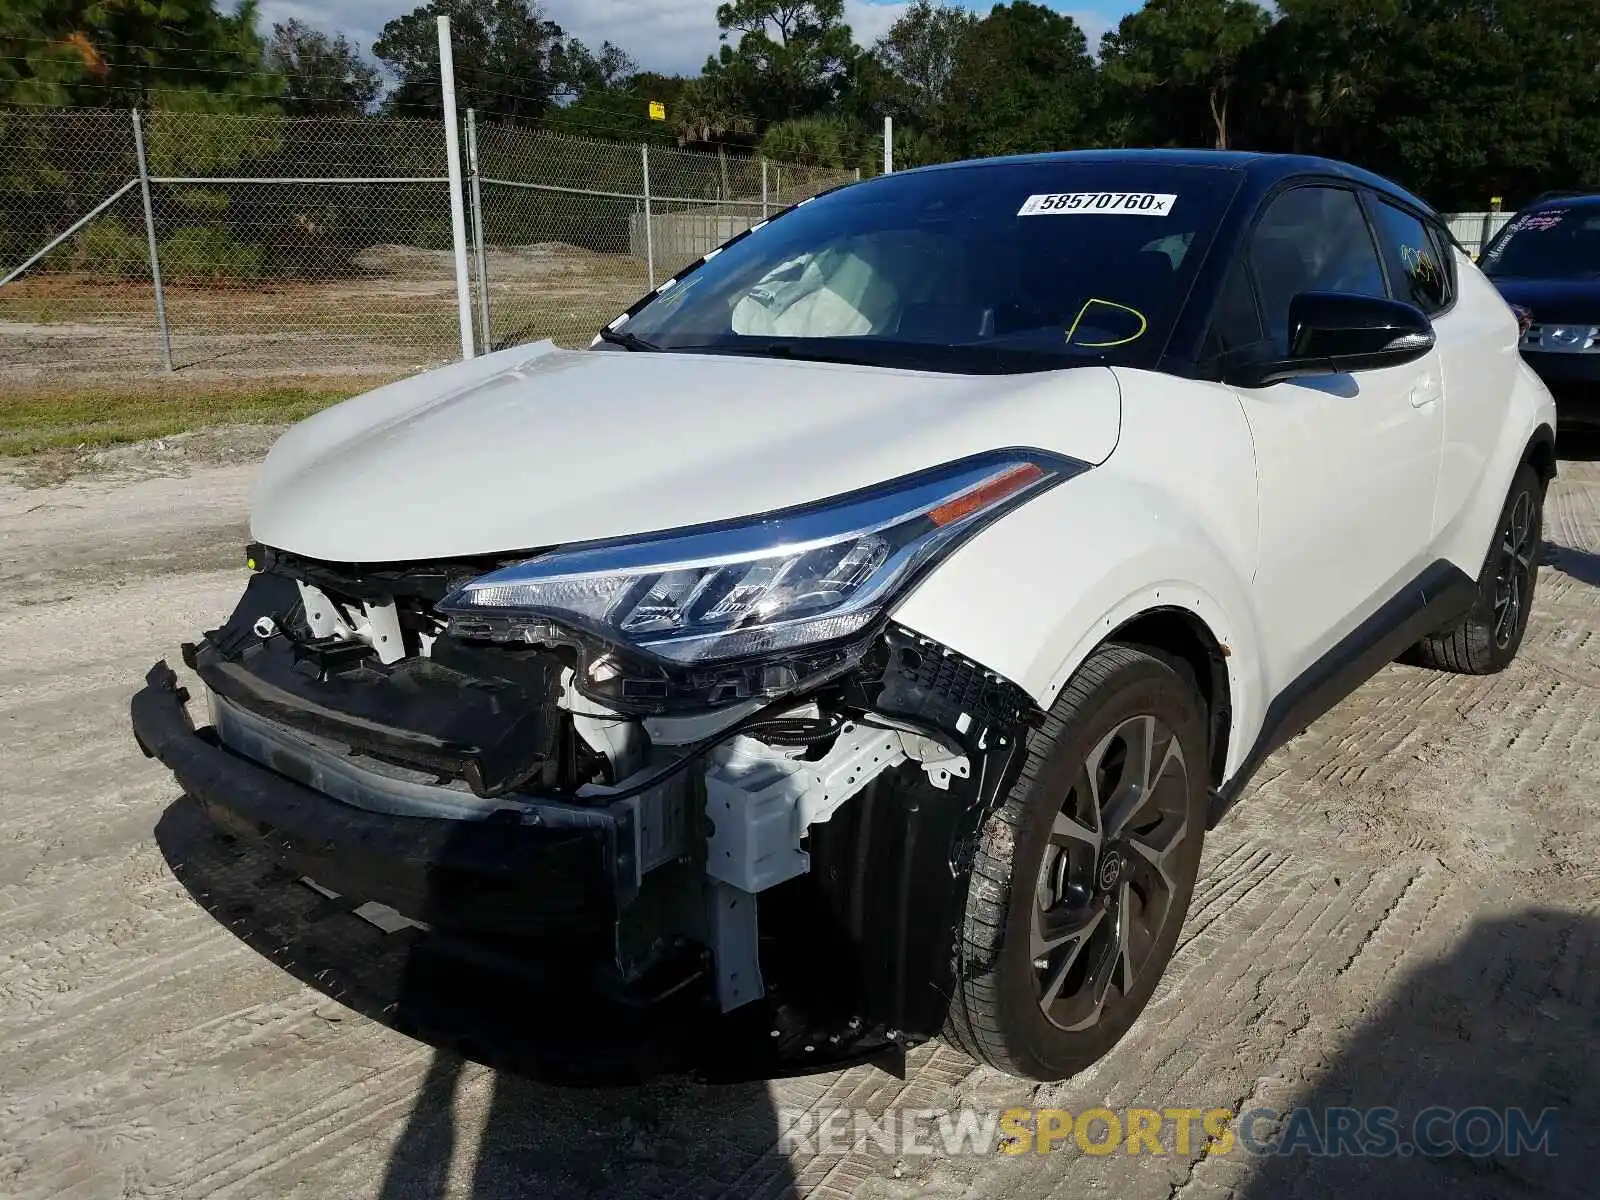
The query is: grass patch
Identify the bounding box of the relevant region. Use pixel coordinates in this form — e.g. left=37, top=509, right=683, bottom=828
left=0, top=378, right=386, bottom=456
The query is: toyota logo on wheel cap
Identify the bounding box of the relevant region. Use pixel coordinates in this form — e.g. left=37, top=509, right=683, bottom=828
left=1097, top=851, right=1125, bottom=891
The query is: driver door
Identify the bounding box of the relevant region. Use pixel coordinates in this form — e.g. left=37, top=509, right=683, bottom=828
left=1221, top=184, right=1444, bottom=689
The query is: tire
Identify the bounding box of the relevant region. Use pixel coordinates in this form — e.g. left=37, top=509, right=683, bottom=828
left=943, top=643, right=1208, bottom=1081
left=1412, top=462, right=1544, bottom=675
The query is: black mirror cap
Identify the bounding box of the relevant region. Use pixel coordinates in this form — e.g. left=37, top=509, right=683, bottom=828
left=1289, top=291, right=1434, bottom=365
left=1229, top=291, right=1435, bottom=388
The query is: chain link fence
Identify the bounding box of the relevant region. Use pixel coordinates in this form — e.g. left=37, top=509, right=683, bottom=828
left=0, top=108, right=857, bottom=385
left=1, top=107, right=1524, bottom=388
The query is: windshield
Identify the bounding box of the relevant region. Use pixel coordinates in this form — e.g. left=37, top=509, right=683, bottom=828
left=613, top=159, right=1243, bottom=373
left=1481, top=206, right=1600, bottom=280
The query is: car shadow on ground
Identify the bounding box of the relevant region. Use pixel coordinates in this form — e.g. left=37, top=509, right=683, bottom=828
left=1546, top=543, right=1600, bottom=587
left=153, top=797, right=798, bottom=1200
left=1237, top=909, right=1597, bottom=1200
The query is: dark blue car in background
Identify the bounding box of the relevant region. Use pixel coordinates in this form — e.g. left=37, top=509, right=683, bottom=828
left=1481, top=191, right=1600, bottom=432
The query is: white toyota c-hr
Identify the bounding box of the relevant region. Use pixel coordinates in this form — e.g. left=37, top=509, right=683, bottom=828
left=134, top=150, right=1556, bottom=1083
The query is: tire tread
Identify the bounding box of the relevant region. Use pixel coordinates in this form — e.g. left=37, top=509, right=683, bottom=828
left=943, top=643, right=1172, bottom=1076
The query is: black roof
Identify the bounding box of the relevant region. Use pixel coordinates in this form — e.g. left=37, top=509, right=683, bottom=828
left=896, top=148, right=1441, bottom=220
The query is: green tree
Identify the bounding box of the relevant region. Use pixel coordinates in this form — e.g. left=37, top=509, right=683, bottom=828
left=861, top=0, right=976, bottom=160
left=266, top=20, right=381, bottom=115
left=1099, top=0, right=1270, bottom=150
left=871, top=1, right=976, bottom=119
left=697, top=0, right=858, bottom=127
left=544, top=71, right=691, bottom=143
left=675, top=71, right=760, bottom=149
left=0, top=0, right=277, bottom=110
left=550, top=37, right=636, bottom=95
left=1247, top=0, right=1398, bottom=158
left=374, top=0, right=568, bottom=121
left=940, top=2, right=1098, bottom=157
left=759, top=113, right=861, bottom=166
left=1255, top=0, right=1600, bottom=208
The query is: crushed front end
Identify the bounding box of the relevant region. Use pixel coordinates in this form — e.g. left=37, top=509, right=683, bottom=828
left=132, top=457, right=1063, bottom=1076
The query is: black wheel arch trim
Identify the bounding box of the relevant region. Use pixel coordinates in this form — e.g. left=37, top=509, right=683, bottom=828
left=1527, top=423, right=1558, bottom=486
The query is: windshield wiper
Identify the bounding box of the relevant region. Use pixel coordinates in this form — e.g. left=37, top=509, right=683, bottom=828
left=596, top=325, right=659, bottom=352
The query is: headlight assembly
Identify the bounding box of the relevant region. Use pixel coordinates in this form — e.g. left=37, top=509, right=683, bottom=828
left=439, top=452, right=1079, bottom=706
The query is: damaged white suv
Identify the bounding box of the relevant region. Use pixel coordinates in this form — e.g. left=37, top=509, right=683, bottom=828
left=133, top=150, right=1555, bottom=1082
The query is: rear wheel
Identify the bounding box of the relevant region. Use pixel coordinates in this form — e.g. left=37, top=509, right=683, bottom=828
left=944, top=644, right=1207, bottom=1081
left=1413, top=462, right=1543, bottom=675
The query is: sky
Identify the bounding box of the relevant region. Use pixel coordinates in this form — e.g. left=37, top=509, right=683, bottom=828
left=255, top=0, right=1140, bottom=78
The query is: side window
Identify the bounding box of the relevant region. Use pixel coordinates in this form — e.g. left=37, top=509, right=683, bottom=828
left=1248, top=186, right=1387, bottom=355
left=1369, top=198, right=1451, bottom=314
left=1206, top=259, right=1264, bottom=357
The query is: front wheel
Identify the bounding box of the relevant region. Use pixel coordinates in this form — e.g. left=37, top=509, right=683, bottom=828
left=943, top=644, right=1208, bottom=1081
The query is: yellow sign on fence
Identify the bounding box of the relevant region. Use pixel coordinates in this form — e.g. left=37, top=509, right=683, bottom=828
left=648, top=100, right=666, bottom=122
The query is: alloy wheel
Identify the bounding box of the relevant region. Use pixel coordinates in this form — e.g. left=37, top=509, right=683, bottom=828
left=1492, top=489, right=1537, bottom=649
left=1030, top=713, right=1192, bottom=1032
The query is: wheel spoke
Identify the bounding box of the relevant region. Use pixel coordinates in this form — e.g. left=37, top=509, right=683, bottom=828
left=1061, top=888, right=1129, bottom=1031
left=1127, top=813, right=1187, bottom=895
left=1032, top=896, right=1103, bottom=957
left=1115, top=881, right=1135, bottom=993
left=1104, top=727, right=1184, bottom=840
left=1036, top=907, right=1105, bottom=1008
left=1494, top=570, right=1521, bottom=644
left=1050, top=809, right=1100, bottom=853
left=1510, top=494, right=1532, bottom=547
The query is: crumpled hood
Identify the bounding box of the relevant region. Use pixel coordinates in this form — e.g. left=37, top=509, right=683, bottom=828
left=250, top=342, right=1121, bottom=562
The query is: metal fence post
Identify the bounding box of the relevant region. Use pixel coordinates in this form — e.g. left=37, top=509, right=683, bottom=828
left=1478, top=212, right=1496, bottom=260
left=131, top=109, right=173, bottom=372
left=883, top=115, right=893, bottom=175
left=437, top=15, right=475, bottom=360
left=642, top=143, right=655, bottom=289
left=761, top=158, right=769, bottom=219
left=466, top=108, right=493, bottom=353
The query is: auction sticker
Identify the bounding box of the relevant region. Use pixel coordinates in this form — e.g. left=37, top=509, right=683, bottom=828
left=1018, top=192, right=1176, bottom=216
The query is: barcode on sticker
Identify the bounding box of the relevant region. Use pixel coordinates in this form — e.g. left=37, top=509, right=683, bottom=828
left=1018, top=192, right=1177, bottom=216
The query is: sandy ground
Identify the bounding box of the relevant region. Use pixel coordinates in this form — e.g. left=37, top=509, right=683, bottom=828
left=0, top=247, right=654, bottom=384
left=1, top=438, right=1598, bottom=1199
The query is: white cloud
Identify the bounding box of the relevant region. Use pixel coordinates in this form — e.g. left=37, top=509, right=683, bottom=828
left=542, top=0, right=722, bottom=76
left=845, top=1, right=910, bottom=50
left=1071, top=9, right=1115, bottom=51
left=540, top=0, right=918, bottom=74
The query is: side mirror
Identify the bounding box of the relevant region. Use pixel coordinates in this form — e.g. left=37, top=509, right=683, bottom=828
left=1229, top=291, right=1435, bottom=388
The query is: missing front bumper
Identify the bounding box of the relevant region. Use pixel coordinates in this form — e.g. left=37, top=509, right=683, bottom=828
left=131, top=661, right=622, bottom=937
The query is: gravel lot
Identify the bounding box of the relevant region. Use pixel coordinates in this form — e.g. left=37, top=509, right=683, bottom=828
left=2, top=439, right=1597, bottom=1199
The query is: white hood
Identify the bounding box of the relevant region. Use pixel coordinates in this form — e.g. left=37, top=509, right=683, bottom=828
left=250, top=342, right=1121, bottom=562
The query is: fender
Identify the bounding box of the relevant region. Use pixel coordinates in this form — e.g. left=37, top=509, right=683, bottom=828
left=890, top=465, right=1268, bottom=785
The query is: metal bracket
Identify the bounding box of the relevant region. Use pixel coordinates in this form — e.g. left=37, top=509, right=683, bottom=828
left=703, top=723, right=907, bottom=894
left=709, top=882, right=762, bottom=1011
left=899, top=732, right=971, bottom=791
